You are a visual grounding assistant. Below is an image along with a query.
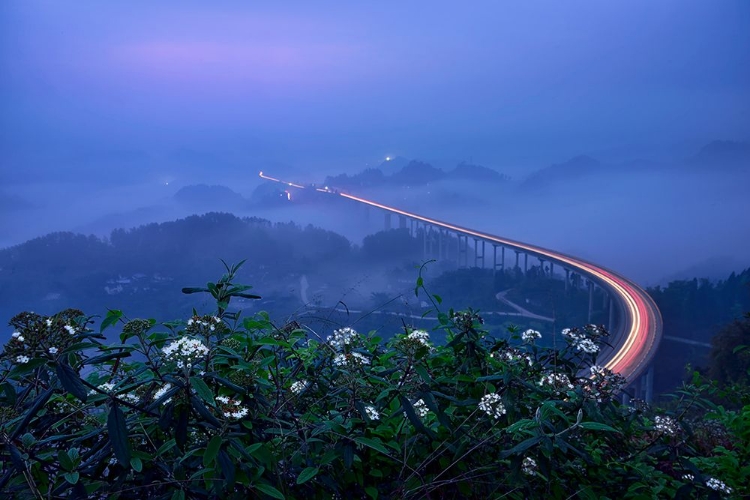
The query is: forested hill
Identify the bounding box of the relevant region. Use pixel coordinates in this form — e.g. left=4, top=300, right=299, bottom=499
left=0, top=213, right=356, bottom=324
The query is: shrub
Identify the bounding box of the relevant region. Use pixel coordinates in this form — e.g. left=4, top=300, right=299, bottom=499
left=0, top=264, right=746, bottom=499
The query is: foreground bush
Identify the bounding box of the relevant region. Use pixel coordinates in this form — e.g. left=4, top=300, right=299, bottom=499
left=0, top=264, right=747, bottom=499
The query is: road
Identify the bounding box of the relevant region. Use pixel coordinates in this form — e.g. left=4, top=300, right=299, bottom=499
left=258, top=172, right=663, bottom=383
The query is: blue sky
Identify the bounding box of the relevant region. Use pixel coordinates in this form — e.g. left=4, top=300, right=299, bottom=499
left=1, top=1, right=748, bottom=183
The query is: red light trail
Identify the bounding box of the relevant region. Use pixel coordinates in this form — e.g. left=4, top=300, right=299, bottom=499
left=258, top=172, right=663, bottom=383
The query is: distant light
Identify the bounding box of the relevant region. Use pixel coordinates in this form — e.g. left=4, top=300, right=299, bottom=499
left=165, top=182, right=169, bottom=186
left=385, top=156, right=391, bottom=161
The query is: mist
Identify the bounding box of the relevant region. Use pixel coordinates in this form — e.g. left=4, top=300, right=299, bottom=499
left=2, top=1, right=749, bottom=285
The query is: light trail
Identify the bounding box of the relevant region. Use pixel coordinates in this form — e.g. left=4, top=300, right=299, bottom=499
left=258, top=172, right=663, bottom=383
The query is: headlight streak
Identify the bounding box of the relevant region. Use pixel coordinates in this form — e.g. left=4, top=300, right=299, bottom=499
left=257, top=172, right=663, bottom=383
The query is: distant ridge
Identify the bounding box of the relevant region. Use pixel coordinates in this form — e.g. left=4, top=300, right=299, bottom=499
left=520, top=155, right=602, bottom=189
left=687, top=140, right=750, bottom=170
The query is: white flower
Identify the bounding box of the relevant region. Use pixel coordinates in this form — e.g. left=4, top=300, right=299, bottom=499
left=212, top=316, right=221, bottom=323
left=705, top=477, right=732, bottom=495
left=539, top=373, right=574, bottom=392
left=216, top=395, right=230, bottom=404
left=12, top=331, right=23, bottom=340
left=521, top=329, right=541, bottom=343
left=682, top=474, right=694, bottom=481
left=45, top=319, right=52, bottom=327
left=364, top=405, right=380, bottom=421
left=333, top=354, right=348, bottom=367
left=327, top=327, right=360, bottom=351
left=575, top=338, right=599, bottom=354
left=654, top=415, right=679, bottom=436
left=407, top=329, right=430, bottom=346
left=350, top=352, right=370, bottom=365
left=478, top=393, right=506, bottom=419
left=187, top=318, right=195, bottom=326
left=290, top=380, right=309, bottom=395
left=48, top=347, right=59, bottom=354
left=162, top=337, right=209, bottom=368
left=64, top=325, right=76, bottom=335
left=153, top=383, right=173, bottom=404
left=411, top=399, right=430, bottom=418
left=522, top=457, right=537, bottom=475
left=16, top=355, right=30, bottom=364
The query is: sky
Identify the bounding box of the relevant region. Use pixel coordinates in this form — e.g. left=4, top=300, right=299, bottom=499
left=0, top=1, right=749, bottom=285
left=1, top=1, right=749, bottom=185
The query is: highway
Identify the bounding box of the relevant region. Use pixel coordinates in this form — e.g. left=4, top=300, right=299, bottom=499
left=258, top=172, right=663, bottom=384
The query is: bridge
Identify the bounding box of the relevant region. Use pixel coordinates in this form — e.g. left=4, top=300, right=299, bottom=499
left=259, top=172, right=663, bottom=401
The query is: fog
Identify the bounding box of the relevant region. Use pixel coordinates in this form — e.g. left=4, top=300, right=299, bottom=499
left=2, top=1, right=749, bottom=287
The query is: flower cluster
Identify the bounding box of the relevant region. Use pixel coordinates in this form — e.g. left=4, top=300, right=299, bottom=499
left=186, top=315, right=225, bottom=336
left=478, top=393, right=506, bottom=419
left=364, top=405, right=380, bottom=421
left=327, top=327, right=361, bottom=351
left=290, top=380, right=309, bottom=395
left=333, top=352, right=370, bottom=367
left=705, top=477, right=732, bottom=495
left=407, top=329, right=430, bottom=346
left=153, top=383, right=174, bottom=405
left=162, top=337, right=209, bottom=370
left=582, top=365, right=626, bottom=402
left=491, top=348, right=534, bottom=367
left=89, top=382, right=140, bottom=403
left=562, top=327, right=600, bottom=354
left=539, top=372, right=574, bottom=393
left=653, top=415, right=680, bottom=436
left=216, top=395, right=249, bottom=420
left=522, top=457, right=537, bottom=475
left=449, top=309, right=484, bottom=331
left=521, top=329, right=541, bottom=343
left=3, top=311, right=85, bottom=366
left=407, top=399, right=430, bottom=418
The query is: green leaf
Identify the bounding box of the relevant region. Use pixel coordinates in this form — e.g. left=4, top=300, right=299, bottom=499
left=9, top=358, right=48, bottom=378
left=353, top=437, right=390, bottom=456
left=130, top=457, right=143, bottom=472
left=156, top=439, right=176, bottom=457
left=107, top=404, right=131, bottom=466
left=577, top=421, right=620, bottom=433
left=9, top=387, right=54, bottom=440
left=296, top=466, right=319, bottom=485
left=181, top=287, right=208, bottom=295
left=365, top=486, right=379, bottom=499
left=58, top=450, right=75, bottom=471
left=432, top=294, right=442, bottom=305
left=190, top=377, right=215, bottom=406
left=254, top=483, right=285, bottom=499
left=63, top=471, right=79, bottom=485
left=100, top=309, right=122, bottom=333
left=21, top=433, right=35, bottom=448
left=55, top=362, right=87, bottom=402
left=203, top=435, right=223, bottom=467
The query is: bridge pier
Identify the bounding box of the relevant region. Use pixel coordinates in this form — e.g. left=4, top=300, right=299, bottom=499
left=474, top=239, right=485, bottom=268
left=587, top=281, right=594, bottom=322
left=564, top=268, right=570, bottom=292
left=384, top=213, right=392, bottom=230
left=608, top=297, right=615, bottom=333
left=501, top=246, right=505, bottom=271
left=524, top=253, right=528, bottom=274
left=515, top=251, right=521, bottom=270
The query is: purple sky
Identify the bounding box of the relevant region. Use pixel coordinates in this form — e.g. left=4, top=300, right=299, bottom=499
left=1, top=1, right=749, bottom=183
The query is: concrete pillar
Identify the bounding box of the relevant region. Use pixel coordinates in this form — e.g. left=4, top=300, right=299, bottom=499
left=410, top=219, right=415, bottom=237
left=549, top=261, right=554, bottom=277
left=587, top=281, right=594, bottom=323
left=384, top=213, right=391, bottom=230
left=645, top=366, right=654, bottom=403
left=515, top=251, right=520, bottom=269
left=524, top=253, right=528, bottom=274
left=602, top=291, right=608, bottom=309
left=565, top=268, right=570, bottom=292
left=493, top=244, right=498, bottom=272
left=399, top=216, right=407, bottom=229
left=501, top=246, right=505, bottom=271
left=608, top=297, right=615, bottom=333
left=423, top=225, right=428, bottom=259
left=539, top=257, right=546, bottom=276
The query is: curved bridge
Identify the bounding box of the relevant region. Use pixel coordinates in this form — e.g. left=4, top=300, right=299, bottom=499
left=259, top=172, right=663, bottom=388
